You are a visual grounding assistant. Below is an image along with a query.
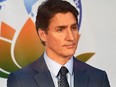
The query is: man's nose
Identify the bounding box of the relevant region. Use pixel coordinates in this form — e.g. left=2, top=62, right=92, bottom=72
left=66, top=29, right=74, bottom=41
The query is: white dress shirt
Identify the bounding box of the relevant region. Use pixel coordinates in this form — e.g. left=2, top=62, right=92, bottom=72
left=44, top=52, right=74, bottom=87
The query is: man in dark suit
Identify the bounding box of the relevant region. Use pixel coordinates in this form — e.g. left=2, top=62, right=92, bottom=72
left=7, top=0, right=110, bottom=87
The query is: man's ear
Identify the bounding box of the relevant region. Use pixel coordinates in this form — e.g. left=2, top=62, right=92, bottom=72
left=38, top=29, right=47, bottom=42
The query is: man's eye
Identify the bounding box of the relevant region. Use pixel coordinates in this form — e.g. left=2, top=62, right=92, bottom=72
left=57, top=28, right=63, bottom=32
left=72, top=26, right=77, bottom=30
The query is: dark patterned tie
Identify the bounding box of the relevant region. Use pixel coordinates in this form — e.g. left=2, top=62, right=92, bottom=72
left=58, top=66, right=69, bottom=87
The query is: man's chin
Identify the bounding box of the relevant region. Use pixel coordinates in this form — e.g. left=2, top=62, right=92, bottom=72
left=63, top=51, right=75, bottom=57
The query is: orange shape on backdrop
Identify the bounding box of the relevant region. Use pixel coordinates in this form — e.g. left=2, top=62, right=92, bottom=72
left=1, top=22, right=15, bottom=40
left=0, top=40, right=19, bottom=72
left=14, top=18, right=44, bottom=67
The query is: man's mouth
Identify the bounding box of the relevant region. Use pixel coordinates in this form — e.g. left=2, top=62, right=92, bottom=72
left=64, top=43, right=76, bottom=49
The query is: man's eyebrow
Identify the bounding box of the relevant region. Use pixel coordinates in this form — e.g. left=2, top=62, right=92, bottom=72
left=55, top=22, right=78, bottom=29
left=71, top=22, right=78, bottom=27
left=55, top=25, right=68, bottom=29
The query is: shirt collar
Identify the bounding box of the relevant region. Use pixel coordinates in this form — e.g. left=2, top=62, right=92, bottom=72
left=44, top=52, right=73, bottom=77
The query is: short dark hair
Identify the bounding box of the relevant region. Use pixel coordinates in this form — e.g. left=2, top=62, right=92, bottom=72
left=35, top=0, right=79, bottom=45
left=35, top=0, right=79, bottom=31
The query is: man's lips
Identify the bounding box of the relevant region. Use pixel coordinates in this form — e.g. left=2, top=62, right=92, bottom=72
left=63, top=43, right=76, bottom=48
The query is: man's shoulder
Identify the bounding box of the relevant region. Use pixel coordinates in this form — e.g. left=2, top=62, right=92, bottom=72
left=7, top=58, right=42, bottom=87
left=73, top=57, right=110, bottom=86
left=10, top=61, right=36, bottom=77
left=11, top=55, right=44, bottom=75
left=74, top=57, right=106, bottom=74
left=10, top=56, right=42, bottom=77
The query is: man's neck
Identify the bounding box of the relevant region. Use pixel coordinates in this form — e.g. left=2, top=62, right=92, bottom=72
left=45, top=51, right=72, bottom=65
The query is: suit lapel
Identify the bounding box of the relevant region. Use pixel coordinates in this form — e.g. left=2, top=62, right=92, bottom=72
left=33, top=56, right=55, bottom=87
left=74, top=58, right=89, bottom=87
left=32, top=56, right=89, bottom=87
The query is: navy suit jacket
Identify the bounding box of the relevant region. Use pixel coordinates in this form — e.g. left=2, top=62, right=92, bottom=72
left=7, top=55, right=110, bottom=87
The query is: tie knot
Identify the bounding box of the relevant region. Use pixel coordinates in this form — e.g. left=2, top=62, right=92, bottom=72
left=60, top=66, right=68, bottom=75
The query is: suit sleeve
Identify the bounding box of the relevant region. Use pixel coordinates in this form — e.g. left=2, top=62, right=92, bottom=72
left=7, top=73, right=21, bottom=87
left=102, top=71, right=110, bottom=87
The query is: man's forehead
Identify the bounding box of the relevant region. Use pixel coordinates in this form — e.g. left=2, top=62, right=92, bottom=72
left=49, top=13, right=77, bottom=26
left=48, top=22, right=78, bottom=30
left=55, top=22, right=77, bottom=28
